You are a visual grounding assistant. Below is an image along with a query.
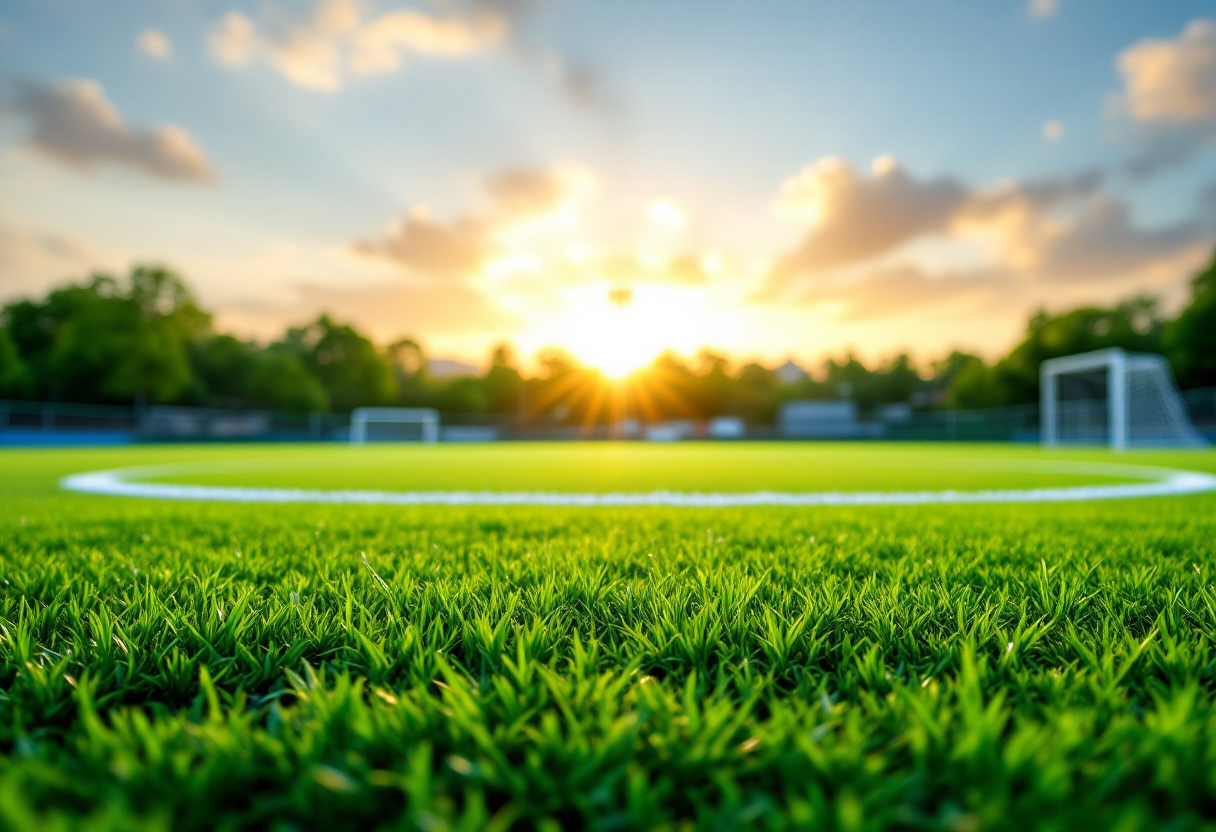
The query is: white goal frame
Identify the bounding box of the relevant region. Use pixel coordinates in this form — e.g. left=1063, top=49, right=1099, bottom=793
left=350, top=407, right=439, bottom=445
left=1041, top=348, right=1206, bottom=449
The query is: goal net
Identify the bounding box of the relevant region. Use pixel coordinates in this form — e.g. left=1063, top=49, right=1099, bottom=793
left=350, top=407, right=439, bottom=445
left=1040, top=348, right=1207, bottom=448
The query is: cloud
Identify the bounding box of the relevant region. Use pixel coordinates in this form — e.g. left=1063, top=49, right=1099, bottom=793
left=7, top=78, right=214, bottom=182
left=209, top=0, right=513, bottom=92
left=207, top=0, right=610, bottom=107
left=137, top=29, right=172, bottom=60
left=209, top=12, right=258, bottom=68
left=1042, top=120, right=1065, bottom=141
left=274, top=279, right=518, bottom=336
left=208, top=4, right=356, bottom=92
left=768, top=158, right=1104, bottom=283
left=548, top=57, right=609, bottom=110
left=1124, top=130, right=1209, bottom=178
left=352, top=208, right=492, bottom=278
left=591, top=252, right=711, bottom=287
left=952, top=170, right=1105, bottom=267
left=0, top=219, right=100, bottom=300
left=770, top=156, right=968, bottom=274
left=1113, top=19, right=1216, bottom=176
left=484, top=167, right=582, bottom=219
left=791, top=265, right=1014, bottom=321
left=778, top=246, right=1207, bottom=325
left=1029, top=0, right=1057, bottom=19
left=350, top=8, right=507, bottom=73
left=353, top=164, right=591, bottom=278
left=761, top=155, right=1209, bottom=310
left=1118, top=19, right=1216, bottom=124
left=1015, top=195, right=1207, bottom=279
left=1201, top=179, right=1216, bottom=213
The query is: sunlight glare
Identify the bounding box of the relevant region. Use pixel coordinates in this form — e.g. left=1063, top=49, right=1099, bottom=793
left=537, top=284, right=718, bottom=379
left=647, top=199, right=686, bottom=229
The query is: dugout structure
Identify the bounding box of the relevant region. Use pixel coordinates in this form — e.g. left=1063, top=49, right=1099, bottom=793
left=1040, top=348, right=1206, bottom=449
left=350, top=408, right=440, bottom=445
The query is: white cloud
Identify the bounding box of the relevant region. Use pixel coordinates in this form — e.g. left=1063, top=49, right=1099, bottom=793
left=1118, top=19, right=1216, bottom=124
left=208, top=0, right=509, bottom=92
left=1042, top=120, right=1065, bottom=141
left=1013, top=196, right=1206, bottom=279
left=288, top=280, right=517, bottom=336
left=351, top=9, right=506, bottom=73
left=353, top=208, right=492, bottom=277
left=0, top=219, right=101, bottom=301
left=137, top=29, right=172, bottom=60
left=1112, top=19, right=1216, bottom=177
left=762, top=155, right=1210, bottom=308
left=772, top=156, right=968, bottom=272
left=9, top=78, right=214, bottom=182
left=353, top=165, right=592, bottom=278
left=789, top=265, right=1013, bottom=321
left=209, top=12, right=258, bottom=68
left=1029, top=0, right=1057, bottom=20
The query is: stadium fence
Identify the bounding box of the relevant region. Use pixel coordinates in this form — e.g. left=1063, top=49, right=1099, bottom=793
left=2, top=392, right=1213, bottom=446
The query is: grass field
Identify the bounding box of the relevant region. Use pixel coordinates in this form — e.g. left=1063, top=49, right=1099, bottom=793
left=125, top=444, right=1150, bottom=493
left=3, top=443, right=1216, bottom=830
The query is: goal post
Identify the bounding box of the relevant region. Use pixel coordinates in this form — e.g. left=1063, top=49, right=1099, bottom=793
left=1040, top=348, right=1206, bottom=449
left=350, top=407, right=440, bottom=445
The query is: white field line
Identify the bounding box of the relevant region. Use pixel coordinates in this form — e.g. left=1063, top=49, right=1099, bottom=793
left=59, top=462, right=1216, bottom=506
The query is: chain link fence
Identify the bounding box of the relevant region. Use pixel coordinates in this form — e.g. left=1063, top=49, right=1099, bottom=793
left=2, top=392, right=1213, bottom=445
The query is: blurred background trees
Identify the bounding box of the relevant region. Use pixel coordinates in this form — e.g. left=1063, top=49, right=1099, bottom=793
left=2, top=249, right=1214, bottom=424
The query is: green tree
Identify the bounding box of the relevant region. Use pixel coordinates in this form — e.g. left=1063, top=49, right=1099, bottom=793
left=735, top=363, right=781, bottom=425
left=872, top=354, right=921, bottom=405
left=3, top=276, right=124, bottom=400
left=947, top=357, right=1006, bottom=409
left=248, top=350, right=330, bottom=412
left=484, top=343, right=523, bottom=414
left=0, top=326, right=32, bottom=397
left=2, top=267, right=208, bottom=405
left=282, top=316, right=396, bottom=412
left=1165, top=251, right=1216, bottom=388
left=434, top=377, right=489, bottom=414
left=187, top=335, right=259, bottom=406
left=949, top=298, right=1166, bottom=407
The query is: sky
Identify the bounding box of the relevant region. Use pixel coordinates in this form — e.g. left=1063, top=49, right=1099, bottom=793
left=2, top=0, right=1216, bottom=374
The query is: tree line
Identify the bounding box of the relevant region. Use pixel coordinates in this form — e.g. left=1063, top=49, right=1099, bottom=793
left=1, top=249, right=1213, bottom=424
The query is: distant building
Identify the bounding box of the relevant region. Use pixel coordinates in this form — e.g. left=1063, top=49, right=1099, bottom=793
left=645, top=420, right=696, bottom=442
left=427, top=358, right=480, bottom=379
left=778, top=400, right=882, bottom=439
left=708, top=416, right=747, bottom=439
left=877, top=403, right=913, bottom=423
left=775, top=359, right=809, bottom=385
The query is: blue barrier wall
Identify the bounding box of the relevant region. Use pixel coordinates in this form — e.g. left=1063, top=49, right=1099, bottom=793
left=0, top=430, right=135, bottom=447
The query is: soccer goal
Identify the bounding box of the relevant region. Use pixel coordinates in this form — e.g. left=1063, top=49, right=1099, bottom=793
left=350, top=408, right=440, bottom=445
left=1040, top=348, right=1206, bottom=449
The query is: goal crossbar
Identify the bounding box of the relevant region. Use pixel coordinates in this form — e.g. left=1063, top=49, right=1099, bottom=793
left=1041, top=348, right=1206, bottom=449
left=350, top=407, right=440, bottom=445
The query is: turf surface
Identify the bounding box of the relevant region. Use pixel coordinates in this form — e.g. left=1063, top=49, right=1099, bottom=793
left=48, top=443, right=1165, bottom=492
left=3, top=443, right=1216, bottom=831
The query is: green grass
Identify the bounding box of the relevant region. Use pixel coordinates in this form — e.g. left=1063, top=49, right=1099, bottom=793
left=43, top=442, right=1179, bottom=492
left=3, top=443, right=1216, bottom=831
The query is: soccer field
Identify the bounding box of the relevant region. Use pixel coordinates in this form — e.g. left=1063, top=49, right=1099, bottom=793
left=4, top=443, right=1216, bottom=830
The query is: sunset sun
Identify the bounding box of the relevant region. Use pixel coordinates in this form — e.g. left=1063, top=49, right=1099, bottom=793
left=526, top=283, right=720, bottom=380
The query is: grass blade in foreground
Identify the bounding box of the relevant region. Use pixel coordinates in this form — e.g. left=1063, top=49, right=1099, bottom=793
left=2, top=444, right=1216, bottom=830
